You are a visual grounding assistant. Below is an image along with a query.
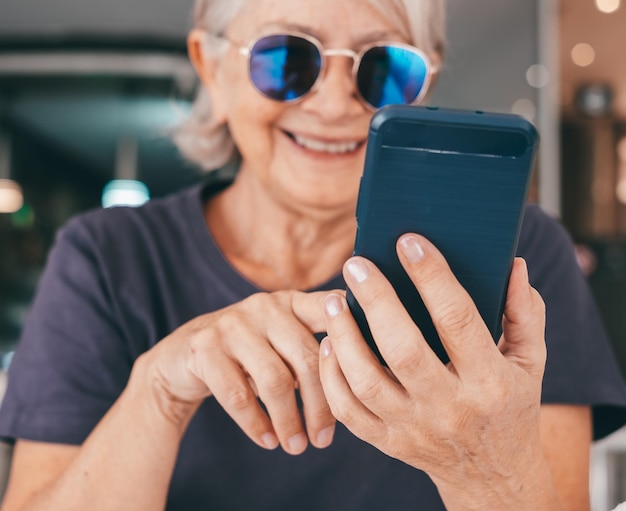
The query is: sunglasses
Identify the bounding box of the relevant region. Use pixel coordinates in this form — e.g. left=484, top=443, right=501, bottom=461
left=230, top=32, right=435, bottom=111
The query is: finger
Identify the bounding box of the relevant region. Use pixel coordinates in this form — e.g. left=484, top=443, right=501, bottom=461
left=265, top=315, right=336, bottom=449
left=230, top=339, right=309, bottom=455
left=233, top=291, right=339, bottom=451
left=198, top=351, right=279, bottom=451
left=396, top=234, right=500, bottom=378
left=289, top=290, right=345, bottom=333
left=321, top=292, right=410, bottom=416
left=498, top=258, right=547, bottom=375
left=342, top=257, right=448, bottom=392
left=318, top=335, right=385, bottom=442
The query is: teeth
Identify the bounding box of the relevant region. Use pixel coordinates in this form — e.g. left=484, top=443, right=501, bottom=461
left=293, top=134, right=359, bottom=154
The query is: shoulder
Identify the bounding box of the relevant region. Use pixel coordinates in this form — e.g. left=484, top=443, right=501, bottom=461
left=55, top=184, right=202, bottom=263
left=64, top=185, right=199, bottom=243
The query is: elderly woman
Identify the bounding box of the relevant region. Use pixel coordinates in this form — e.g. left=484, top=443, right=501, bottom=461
left=0, top=0, right=625, bottom=510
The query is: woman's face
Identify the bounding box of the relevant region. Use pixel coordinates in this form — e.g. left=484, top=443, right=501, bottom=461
left=197, top=0, right=410, bottom=216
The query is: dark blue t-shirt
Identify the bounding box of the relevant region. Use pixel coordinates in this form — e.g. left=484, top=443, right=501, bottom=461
left=1, top=175, right=626, bottom=510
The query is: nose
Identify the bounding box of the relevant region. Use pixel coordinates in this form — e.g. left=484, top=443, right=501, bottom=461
left=299, top=54, right=365, bottom=121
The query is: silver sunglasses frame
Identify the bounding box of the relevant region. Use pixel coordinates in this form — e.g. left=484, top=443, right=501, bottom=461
left=232, top=31, right=437, bottom=111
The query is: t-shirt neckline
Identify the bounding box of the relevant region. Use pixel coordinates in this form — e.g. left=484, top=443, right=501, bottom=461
left=184, top=173, right=345, bottom=294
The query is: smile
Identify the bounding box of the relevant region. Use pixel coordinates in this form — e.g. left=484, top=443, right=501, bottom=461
left=286, top=131, right=364, bottom=154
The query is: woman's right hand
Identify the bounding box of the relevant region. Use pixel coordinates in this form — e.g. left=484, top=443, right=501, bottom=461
left=141, top=290, right=338, bottom=455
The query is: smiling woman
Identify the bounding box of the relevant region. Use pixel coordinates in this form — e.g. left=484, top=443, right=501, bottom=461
left=0, top=1, right=625, bottom=511
left=181, top=0, right=444, bottom=277
left=174, top=0, right=444, bottom=171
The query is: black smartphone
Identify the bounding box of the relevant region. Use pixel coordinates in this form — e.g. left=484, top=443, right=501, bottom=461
left=347, top=105, right=538, bottom=364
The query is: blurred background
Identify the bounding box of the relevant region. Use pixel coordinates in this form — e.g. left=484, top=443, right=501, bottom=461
left=0, top=0, right=625, bottom=508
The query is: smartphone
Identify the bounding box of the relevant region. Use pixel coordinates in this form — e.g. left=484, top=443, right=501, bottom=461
left=347, top=105, right=538, bottom=364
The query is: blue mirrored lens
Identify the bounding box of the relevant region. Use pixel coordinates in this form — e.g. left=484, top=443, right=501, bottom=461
left=249, top=35, right=321, bottom=101
left=357, top=46, right=428, bottom=109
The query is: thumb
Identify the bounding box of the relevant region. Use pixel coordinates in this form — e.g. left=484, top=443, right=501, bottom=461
left=498, top=258, right=547, bottom=375
left=290, top=289, right=346, bottom=334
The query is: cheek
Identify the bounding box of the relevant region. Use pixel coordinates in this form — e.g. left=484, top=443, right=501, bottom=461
left=226, top=92, right=286, bottom=161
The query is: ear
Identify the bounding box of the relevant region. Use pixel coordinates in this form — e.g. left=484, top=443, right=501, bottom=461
left=187, top=29, right=228, bottom=124
left=429, top=51, right=442, bottom=81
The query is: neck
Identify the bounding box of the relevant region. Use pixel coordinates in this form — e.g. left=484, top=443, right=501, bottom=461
left=204, top=173, right=356, bottom=291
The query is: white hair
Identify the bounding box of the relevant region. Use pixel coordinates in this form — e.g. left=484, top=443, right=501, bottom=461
left=173, top=0, right=446, bottom=171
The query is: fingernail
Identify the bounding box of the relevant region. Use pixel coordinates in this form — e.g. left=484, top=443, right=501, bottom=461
left=320, top=337, right=332, bottom=358
left=288, top=433, right=308, bottom=453
left=262, top=432, right=279, bottom=450
left=399, top=235, right=425, bottom=262
left=324, top=294, right=344, bottom=317
left=346, top=258, right=369, bottom=283
left=316, top=425, right=335, bottom=448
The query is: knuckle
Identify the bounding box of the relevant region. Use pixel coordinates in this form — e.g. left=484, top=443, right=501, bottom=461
left=327, top=398, right=355, bottom=424
left=483, top=384, right=510, bottom=408
left=470, top=378, right=510, bottom=412
left=213, top=312, right=245, bottom=335
left=416, top=261, right=447, bottom=288
left=270, top=290, right=299, bottom=310
left=304, top=404, right=334, bottom=430
left=437, top=410, right=462, bottom=436
left=244, top=292, right=270, bottom=311
left=258, top=367, right=295, bottom=397
left=212, top=308, right=248, bottom=336
left=351, top=376, right=384, bottom=402
left=223, top=384, right=257, bottom=412
left=435, top=303, right=477, bottom=336
left=387, top=348, right=422, bottom=374
left=187, top=326, right=219, bottom=356
left=437, top=399, right=477, bottom=435
left=273, top=289, right=295, bottom=304
left=187, top=331, right=205, bottom=355
left=290, top=346, right=320, bottom=377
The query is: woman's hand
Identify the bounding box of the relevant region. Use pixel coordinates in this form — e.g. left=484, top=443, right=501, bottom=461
left=319, top=234, right=561, bottom=510
left=143, top=290, right=338, bottom=455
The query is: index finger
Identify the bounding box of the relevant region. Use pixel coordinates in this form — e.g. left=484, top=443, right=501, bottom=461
left=396, top=234, right=502, bottom=378
left=289, top=290, right=346, bottom=333
left=341, top=257, right=449, bottom=391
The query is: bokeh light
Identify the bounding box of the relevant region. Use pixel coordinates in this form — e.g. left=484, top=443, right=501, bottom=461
left=0, top=179, right=24, bottom=214
left=102, top=180, right=150, bottom=208
left=526, top=64, right=550, bottom=89
left=596, top=0, right=620, bottom=13
left=571, top=43, right=596, bottom=67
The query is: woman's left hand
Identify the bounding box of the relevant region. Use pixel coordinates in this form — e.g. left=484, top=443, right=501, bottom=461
left=319, top=233, right=563, bottom=511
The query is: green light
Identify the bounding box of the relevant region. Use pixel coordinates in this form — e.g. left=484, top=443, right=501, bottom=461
left=11, top=202, right=35, bottom=229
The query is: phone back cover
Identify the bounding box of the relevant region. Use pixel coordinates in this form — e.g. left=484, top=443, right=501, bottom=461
left=348, top=105, right=538, bottom=364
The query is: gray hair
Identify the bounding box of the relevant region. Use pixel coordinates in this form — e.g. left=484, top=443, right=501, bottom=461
left=173, top=0, right=446, bottom=171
